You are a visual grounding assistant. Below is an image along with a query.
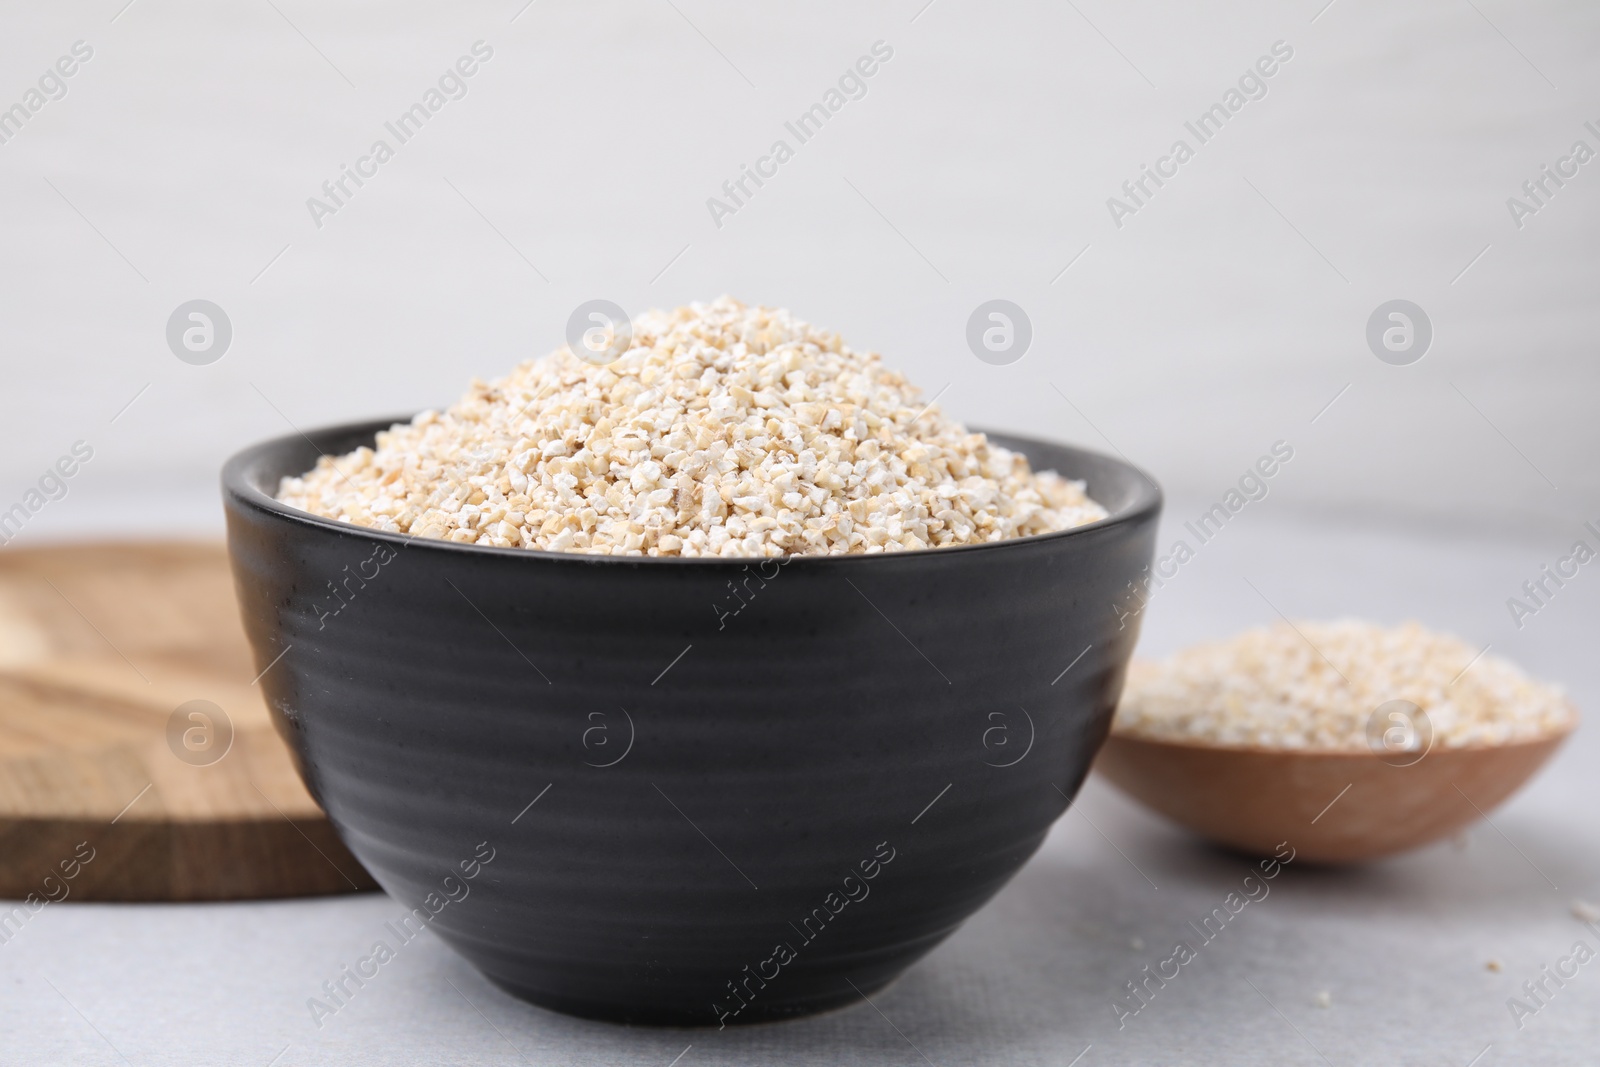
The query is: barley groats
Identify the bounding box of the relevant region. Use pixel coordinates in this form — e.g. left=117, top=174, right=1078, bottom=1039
left=278, top=297, right=1107, bottom=557
left=1114, top=620, right=1574, bottom=750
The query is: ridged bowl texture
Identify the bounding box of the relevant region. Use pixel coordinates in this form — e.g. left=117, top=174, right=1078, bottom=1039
left=222, top=418, right=1161, bottom=1025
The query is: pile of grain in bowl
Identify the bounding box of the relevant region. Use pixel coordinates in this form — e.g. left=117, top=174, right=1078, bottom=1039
left=277, top=297, right=1108, bottom=557
left=1113, top=620, right=1575, bottom=750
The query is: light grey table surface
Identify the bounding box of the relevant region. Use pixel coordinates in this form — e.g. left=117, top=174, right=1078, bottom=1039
left=3, top=501, right=1596, bottom=1067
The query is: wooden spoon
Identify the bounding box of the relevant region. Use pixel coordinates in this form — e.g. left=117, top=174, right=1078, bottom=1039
left=1094, top=722, right=1574, bottom=864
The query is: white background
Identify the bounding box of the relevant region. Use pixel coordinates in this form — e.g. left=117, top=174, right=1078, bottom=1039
left=1, top=0, right=1595, bottom=543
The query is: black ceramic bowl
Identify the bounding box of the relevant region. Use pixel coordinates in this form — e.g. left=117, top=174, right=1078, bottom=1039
left=222, top=417, right=1160, bottom=1027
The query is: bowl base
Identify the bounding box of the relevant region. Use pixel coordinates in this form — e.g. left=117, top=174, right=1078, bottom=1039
left=484, top=972, right=897, bottom=1028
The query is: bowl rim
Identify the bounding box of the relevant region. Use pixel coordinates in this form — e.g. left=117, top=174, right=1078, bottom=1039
left=221, top=414, right=1163, bottom=568
left=1104, top=716, right=1578, bottom=758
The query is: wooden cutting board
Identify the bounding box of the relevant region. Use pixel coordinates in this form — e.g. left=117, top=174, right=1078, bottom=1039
left=0, top=541, right=376, bottom=901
